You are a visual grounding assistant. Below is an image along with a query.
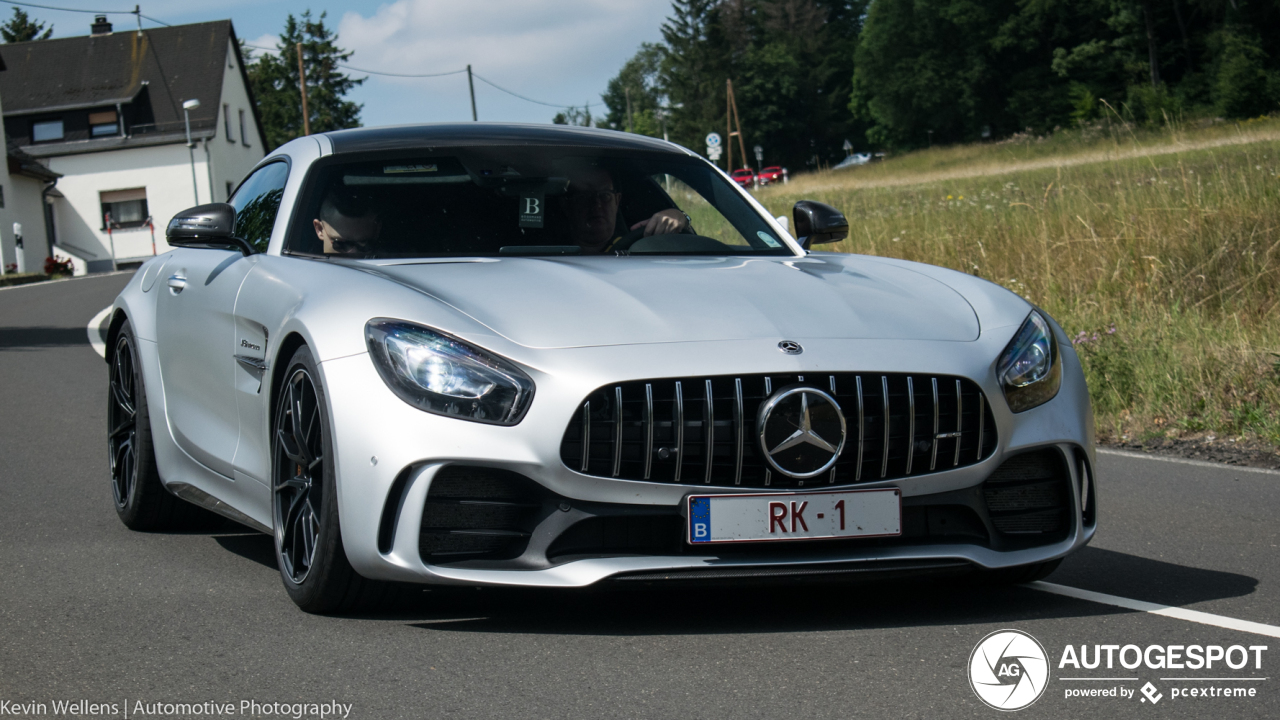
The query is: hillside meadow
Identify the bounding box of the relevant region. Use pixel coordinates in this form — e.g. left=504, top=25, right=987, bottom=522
left=756, top=119, right=1280, bottom=447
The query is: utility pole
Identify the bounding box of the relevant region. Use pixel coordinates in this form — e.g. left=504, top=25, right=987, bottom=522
left=467, top=65, right=478, bottom=121
left=726, top=80, right=732, bottom=172
left=133, top=4, right=141, bottom=36
left=297, top=43, right=310, bottom=136
left=725, top=79, right=747, bottom=171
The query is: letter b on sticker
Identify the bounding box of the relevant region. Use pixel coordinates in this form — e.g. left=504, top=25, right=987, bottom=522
left=519, top=191, right=545, bottom=228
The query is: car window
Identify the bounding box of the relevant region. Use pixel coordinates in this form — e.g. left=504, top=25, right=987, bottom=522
left=230, top=161, right=289, bottom=253
left=286, top=148, right=792, bottom=258
left=652, top=174, right=749, bottom=247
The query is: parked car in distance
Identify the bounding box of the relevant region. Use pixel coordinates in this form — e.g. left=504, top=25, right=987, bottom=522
left=731, top=168, right=757, bottom=188
left=758, top=166, right=787, bottom=185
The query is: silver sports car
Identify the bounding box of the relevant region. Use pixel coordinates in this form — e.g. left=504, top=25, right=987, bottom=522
left=106, top=124, right=1096, bottom=613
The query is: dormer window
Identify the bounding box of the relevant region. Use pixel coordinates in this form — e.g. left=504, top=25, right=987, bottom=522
left=89, top=110, right=119, bottom=137
left=32, top=119, right=64, bottom=142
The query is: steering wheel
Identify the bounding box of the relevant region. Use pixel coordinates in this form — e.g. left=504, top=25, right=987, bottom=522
left=611, top=225, right=648, bottom=255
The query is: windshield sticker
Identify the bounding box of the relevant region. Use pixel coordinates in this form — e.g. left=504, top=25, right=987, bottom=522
left=757, top=231, right=782, bottom=248
left=384, top=164, right=438, bottom=174
left=519, top=188, right=545, bottom=229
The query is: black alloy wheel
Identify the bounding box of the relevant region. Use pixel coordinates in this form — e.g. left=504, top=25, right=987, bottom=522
left=109, top=319, right=208, bottom=530
left=273, top=366, right=325, bottom=584
left=108, top=333, right=139, bottom=509
left=271, top=345, right=390, bottom=613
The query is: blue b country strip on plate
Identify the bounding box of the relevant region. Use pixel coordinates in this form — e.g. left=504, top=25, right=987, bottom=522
left=689, top=497, right=712, bottom=543
left=686, top=489, right=901, bottom=544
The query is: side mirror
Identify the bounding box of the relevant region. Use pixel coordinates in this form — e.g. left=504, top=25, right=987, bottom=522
left=166, top=203, right=254, bottom=255
left=793, top=200, right=848, bottom=250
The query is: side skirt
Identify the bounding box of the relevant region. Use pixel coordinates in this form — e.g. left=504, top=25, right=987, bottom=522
left=167, top=481, right=273, bottom=534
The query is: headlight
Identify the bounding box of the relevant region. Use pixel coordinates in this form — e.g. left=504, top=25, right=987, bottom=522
left=365, top=319, right=534, bottom=425
left=996, top=311, right=1062, bottom=413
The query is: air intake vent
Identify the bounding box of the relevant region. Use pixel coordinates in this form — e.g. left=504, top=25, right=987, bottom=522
left=982, top=449, right=1071, bottom=541
left=419, top=467, right=544, bottom=563
left=560, top=373, right=996, bottom=489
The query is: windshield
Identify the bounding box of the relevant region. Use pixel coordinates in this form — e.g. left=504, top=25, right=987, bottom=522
left=287, top=147, right=794, bottom=258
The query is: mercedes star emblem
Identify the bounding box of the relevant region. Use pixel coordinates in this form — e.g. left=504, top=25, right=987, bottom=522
left=756, top=386, right=847, bottom=478
left=778, top=340, right=803, bottom=355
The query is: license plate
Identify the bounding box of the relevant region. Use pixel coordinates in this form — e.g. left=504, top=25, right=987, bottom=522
left=687, top=489, right=901, bottom=544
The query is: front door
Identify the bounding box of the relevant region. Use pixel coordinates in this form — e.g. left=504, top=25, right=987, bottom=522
left=155, top=247, right=257, bottom=477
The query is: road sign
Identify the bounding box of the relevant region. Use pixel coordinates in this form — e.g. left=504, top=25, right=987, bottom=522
left=753, top=145, right=763, bottom=164
left=706, top=133, right=722, bottom=147
left=707, top=146, right=722, bottom=161
left=842, top=138, right=853, bottom=151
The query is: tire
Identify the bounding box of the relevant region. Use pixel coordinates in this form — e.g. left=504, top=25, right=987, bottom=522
left=272, top=345, right=390, bottom=614
left=110, top=320, right=211, bottom=530
left=977, top=558, right=1063, bottom=586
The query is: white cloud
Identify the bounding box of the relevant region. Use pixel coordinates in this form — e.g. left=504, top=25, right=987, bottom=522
left=333, top=0, right=670, bottom=125
left=243, top=32, right=281, bottom=58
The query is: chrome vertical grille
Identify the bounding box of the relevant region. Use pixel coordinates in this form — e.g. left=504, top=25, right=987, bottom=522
left=560, top=372, right=997, bottom=489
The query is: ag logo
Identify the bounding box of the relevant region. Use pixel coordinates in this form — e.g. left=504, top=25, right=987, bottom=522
left=968, top=629, right=1049, bottom=711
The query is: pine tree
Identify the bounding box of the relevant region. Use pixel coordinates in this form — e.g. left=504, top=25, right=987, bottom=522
left=243, top=10, right=363, bottom=150
left=659, top=0, right=725, bottom=152
left=1, top=8, right=52, bottom=42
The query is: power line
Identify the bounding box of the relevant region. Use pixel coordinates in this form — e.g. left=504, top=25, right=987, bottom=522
left=339, top=64, right=466, bottom=79
left=243, top=42, right=598, bottom=110
left=472, top=72, right=601, bottom=109
left=0, top=0, right=170, bottom=26
left=0, top=0, right=125, bottom=13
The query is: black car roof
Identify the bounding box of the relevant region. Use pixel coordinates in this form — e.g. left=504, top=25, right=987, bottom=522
left=323, top=123, right=690, bottom=155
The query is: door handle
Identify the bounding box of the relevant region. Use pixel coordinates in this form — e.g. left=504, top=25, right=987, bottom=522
left=167, top=273, right=187, bottom=293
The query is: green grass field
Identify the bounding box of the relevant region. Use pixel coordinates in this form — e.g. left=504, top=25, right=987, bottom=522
left=757, top=118, right=1280, bottom=447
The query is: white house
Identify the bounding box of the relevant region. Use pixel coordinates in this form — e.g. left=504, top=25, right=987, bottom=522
left=0, top=16, right=267, bottom=273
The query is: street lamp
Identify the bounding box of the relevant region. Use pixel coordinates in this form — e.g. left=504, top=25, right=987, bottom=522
left=182, top=98, right=201, bottom=205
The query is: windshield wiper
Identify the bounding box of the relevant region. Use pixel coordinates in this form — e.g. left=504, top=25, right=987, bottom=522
left=498, top=246, right=582, bottom=256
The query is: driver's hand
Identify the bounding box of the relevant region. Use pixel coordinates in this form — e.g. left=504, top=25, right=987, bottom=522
left=631, top=209, right=689, bottom=237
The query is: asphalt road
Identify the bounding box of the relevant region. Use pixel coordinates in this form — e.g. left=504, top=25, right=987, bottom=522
left=1, top=272, right=1277, bottom=719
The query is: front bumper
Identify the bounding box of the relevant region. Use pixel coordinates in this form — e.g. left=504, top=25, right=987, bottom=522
left=318, top=333, right=1097, bottom=588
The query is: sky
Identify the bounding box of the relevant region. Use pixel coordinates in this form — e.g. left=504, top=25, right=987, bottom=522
left=19, top=0, right=672, bottom=127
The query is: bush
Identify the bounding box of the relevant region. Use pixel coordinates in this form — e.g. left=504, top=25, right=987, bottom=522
left=43, top=255, right=73, bottom=276
left=1211, top=27, right=1277, bottom=119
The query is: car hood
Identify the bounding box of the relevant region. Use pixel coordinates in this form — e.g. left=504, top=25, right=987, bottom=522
left=366, top=255, right=980, bottom=349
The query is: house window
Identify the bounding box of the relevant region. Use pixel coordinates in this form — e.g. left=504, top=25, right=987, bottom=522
left=32, top=119, right=64, bottom=142
left=89, top=110, right=118, bottom=137
left=224, top=104, right=234, bottom=142
left=0, top=184, right=5, bottom=208
left=239, top=109, right=249, bottom=147
left=100, top=188, right=149, bottom=230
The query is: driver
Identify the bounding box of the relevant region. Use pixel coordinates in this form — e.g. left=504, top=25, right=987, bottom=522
left=313, top=188, right=381, bottom=255
left=564, top=165, right=689, bottom=253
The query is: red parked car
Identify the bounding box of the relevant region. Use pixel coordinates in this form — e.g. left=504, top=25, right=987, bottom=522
left=730, top=168, right=757, bottom=188
left=758, top=166, right=788, bottom=185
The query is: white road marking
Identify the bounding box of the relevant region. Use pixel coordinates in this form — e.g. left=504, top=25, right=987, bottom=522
left=87, top=306, right=112, bottom=358
left=0, top=269, right=133, bottom=293
left=1098, top=447, right=1280, bottom=477
left=1028, top=581, right=1280, bottom=639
